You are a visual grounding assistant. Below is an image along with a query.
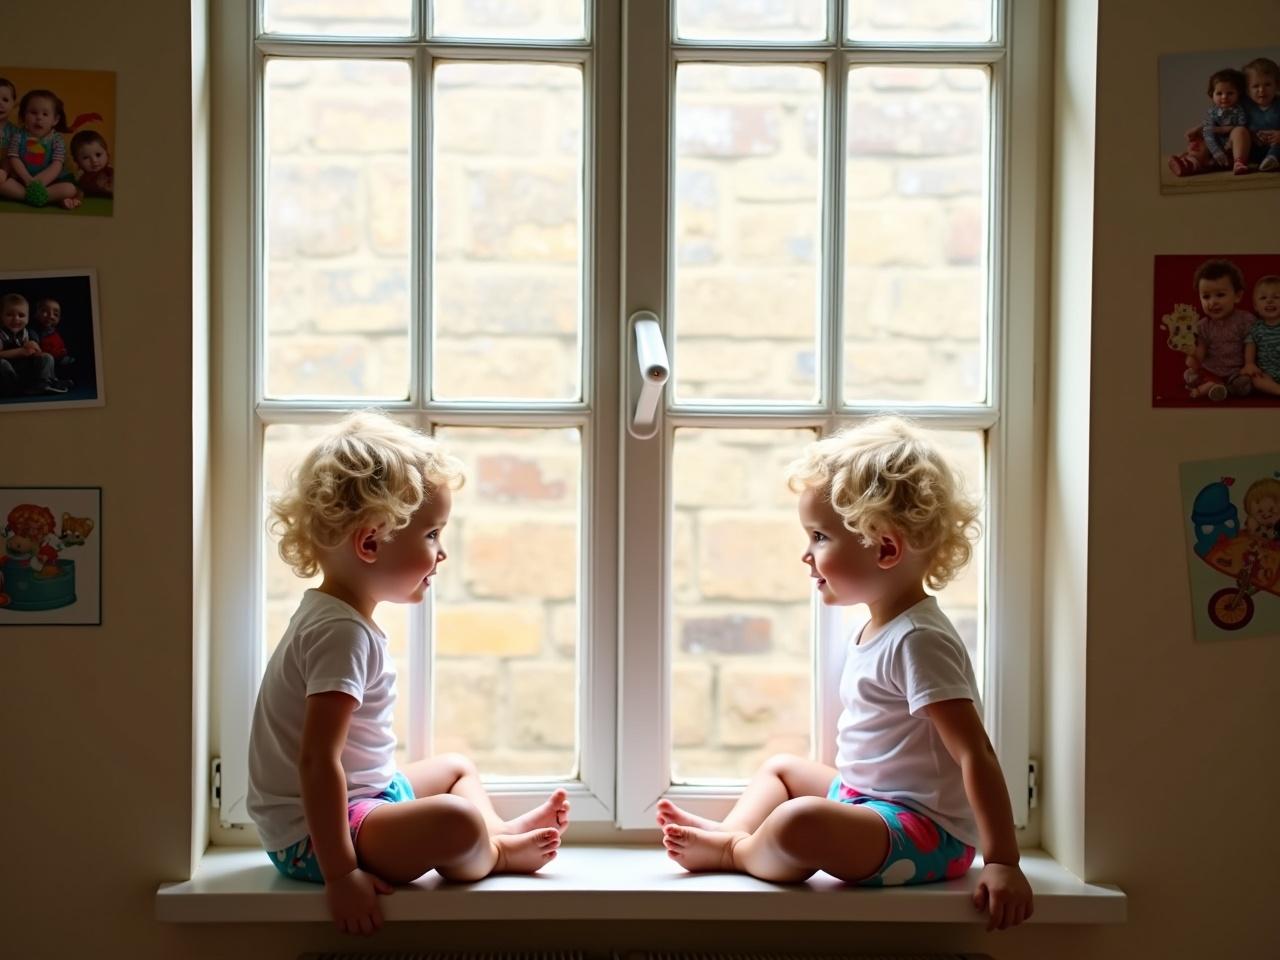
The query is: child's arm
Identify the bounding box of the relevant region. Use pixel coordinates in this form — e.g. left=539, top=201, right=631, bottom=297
left=33, top=159, right=64, bottom=187
left=299, top=691, right=394, bottom=935
left=1242, top=341, right=1261, bottom=378
left=924, top=698, right=1034, bottom=931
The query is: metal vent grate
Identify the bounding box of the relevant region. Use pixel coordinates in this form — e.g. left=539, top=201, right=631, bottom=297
left=301, top=953, right=990, bottom=960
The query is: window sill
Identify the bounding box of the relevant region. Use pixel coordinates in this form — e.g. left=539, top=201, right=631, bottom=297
left=157, top=846, right=1125, bottom=924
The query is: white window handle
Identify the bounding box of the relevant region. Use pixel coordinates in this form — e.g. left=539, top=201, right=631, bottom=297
left=628, top=310, right=669, bottom=439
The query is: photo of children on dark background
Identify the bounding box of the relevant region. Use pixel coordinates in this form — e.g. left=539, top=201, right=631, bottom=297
left=0, top=66, right=115, bottom=217
left=1153, top=254, right=1280, bottom=407
left=1159, top=47, right=1280, bottom=194
left=0, top=270, right=103, bottom=411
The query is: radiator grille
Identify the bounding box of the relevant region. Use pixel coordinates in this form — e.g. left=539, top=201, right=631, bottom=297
left=301, top=953, right=990, bottom=960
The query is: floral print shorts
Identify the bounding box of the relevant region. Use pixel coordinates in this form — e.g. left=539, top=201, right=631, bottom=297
left=827, top=777, right=976, bottom=886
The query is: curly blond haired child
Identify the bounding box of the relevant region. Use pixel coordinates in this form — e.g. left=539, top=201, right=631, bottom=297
left=248, top=411, right=567, bottom=936
left=657, top=417, right=1033, bottom=930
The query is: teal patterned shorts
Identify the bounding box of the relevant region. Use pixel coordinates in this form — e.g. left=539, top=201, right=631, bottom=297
left=267, top=771, right=415, bottom=884
left=827, top=777, right=976, bottom=886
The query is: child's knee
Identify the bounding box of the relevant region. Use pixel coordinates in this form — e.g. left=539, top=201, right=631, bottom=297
left=761, top=752, right=804, bottom=778
left=429, top=793, right=487, bottom=859
left=770, top=796, right=831, bottom=860
left=438, top=751, right=479, bottom=783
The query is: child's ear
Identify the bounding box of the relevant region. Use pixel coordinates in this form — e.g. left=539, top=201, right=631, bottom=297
left=352, top=527, right=380, bottom=564
left=876, top=532, right=904, bottom=569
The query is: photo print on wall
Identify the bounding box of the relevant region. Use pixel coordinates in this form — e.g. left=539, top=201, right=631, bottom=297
left=0, top=66, right=116, bottom=216
left=0, top=487, right=100, bottom=626
left=1158, top=46, right=1280, bottom=195
left=1181, top=454, right=1280, bottom=643
left=1152, top=254, right=1280, bottom=408
left=0, top=269, right=104, bottom=410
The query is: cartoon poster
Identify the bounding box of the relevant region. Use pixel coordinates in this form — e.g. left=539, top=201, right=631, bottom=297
left=0, top=269, right=104, bottom=410
left=1181, top=455, right=1280, bottom=643
left=0, top=66, right=116, bottom=216
left=1158, top=47, right=1280, bottom=195
left=1152, top=254, right=1280, bottom=408
left=0, top=487, right=100, bottom=626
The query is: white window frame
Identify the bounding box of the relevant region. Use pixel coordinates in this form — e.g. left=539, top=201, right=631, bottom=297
left=615, top=0, right=1037, bottom=829
left=212, top=0, right=1040, bottom=838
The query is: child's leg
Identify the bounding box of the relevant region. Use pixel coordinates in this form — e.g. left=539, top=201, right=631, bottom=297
left=1250, top=372, right=1280, bottom=395
left=402, top=752, right=570, bottom=835
left=355, top=794, right=560, bottom=883
left=45, top=182, right=81, bottom=209
left=665, top=796, right=890, bottom=883
left=657, top=753, right=837, bottom=835
left=0, top=177, right=25, bottom=200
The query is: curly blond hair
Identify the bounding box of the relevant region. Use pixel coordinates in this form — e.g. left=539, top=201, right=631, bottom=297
left=269, top=411, right=465, bottom=579
left=785, top=417, right=981, bottom=590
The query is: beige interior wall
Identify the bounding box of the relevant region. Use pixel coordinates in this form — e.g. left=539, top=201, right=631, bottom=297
left=4, top=1, right=1279, bottom=957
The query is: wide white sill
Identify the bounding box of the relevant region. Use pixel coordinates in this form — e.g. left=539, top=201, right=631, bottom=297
left=157, top=846, right=1125, bottom=924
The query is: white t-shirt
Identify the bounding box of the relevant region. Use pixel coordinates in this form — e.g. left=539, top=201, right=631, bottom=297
left=835, top=595, right=983, bottom=848
left=247, top=589, right=399, bottom=851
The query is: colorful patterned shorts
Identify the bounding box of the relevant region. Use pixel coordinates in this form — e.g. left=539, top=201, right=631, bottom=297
left=827, top=777, right=976, bottom=886
left=267, top=771, right=415, bottom=884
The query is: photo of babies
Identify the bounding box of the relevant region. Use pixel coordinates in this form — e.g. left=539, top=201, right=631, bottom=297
left=1159, top=47, right=1280, bottom=194
left=0, top=66, right=115, bottom=217
left=1153, top=254, right=1280, bottom=407
left=0, top=269, right=104, bottom=411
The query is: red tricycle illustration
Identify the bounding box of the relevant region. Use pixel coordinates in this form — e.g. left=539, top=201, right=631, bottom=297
left=1201, top=534, right=1280, bottom=630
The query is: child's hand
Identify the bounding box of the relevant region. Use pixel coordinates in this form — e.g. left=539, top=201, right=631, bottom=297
left=22, top=340, right=40, bottom=356
left=324, top=866, right=394, bottom=935
left=973, top=861, right=1034, bottom=931
left=1242, top=363, right=1262, bottom=378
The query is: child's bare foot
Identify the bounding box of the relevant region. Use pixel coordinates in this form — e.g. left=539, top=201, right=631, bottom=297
left=491, top=827, right=560, bottom=873
left=662, top=823, right=745, bottom=873
left=502, top=788, right=570, bottom=834
left=655, top=798, right=721, bottom=832
left=59, top=196, right=82, bottom=209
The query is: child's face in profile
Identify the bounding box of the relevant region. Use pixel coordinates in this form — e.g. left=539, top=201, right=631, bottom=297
left=1255, top=284, right=1280, bottom=322
left=373, top=484, right=453, bottom=605
left=0, top=87, right=14, bottom=124
left=75, top=141, right=109, bottom=173
left=2, top=301, right=29, bottom=334
left=36, top=300, right=60, bottom=332
left=22, top=97, right=60, bottom=137
left=1199, top=275, right=1242, bottom=320
left=797, top=486, right=883, bottom=607
left=1248, top=71, right=1277, bottom=108
left=1212, top=81, right=1239, bottom=109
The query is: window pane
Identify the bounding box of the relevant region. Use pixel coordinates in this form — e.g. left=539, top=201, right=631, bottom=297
left=675, top=0, right=828, bottom=42
left=263, top=420, right=418, bottom=768
left=433, top=427, right=581, bottom=779
left=431, top=0, right=586, bottom=40
left=264, top=0, right=414, bottom=37
left=847, top=0, right=992, bottom=43
left=264, top=60, right=412, bottom=400
left=833, top=428, right=986, bottom=692
left=674, top=64, right=823, bottom=403
left=671, top=428, right=816, bottom=782
left=843, top=66, right=988, bottom=405
left=432, top=63, right=583, bottom=401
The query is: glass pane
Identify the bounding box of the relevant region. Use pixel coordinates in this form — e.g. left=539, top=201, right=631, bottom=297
left=432, top=63, right=583, bottom=401
left=671, top=428, right=817, bottom=782
left=431, top=0, right=586, bottom=40
left=843, top=66, right=988, bottom=405
left=674, top=64, right=823, bottom=403
left=676, top=0, right=828, bottom=42
left=832, top=429, right=986, bottom=693
left=847, top=0, right=992, bottom=43
left=263, top=419, right=419, bottom=768
left=264, top=0, right=414, bottom=37
left=433, top=427, right=581, bottom=779
left=264, top=59, right=412, bottom=400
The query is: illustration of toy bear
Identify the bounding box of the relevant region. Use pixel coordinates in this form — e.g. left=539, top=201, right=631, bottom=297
left=0, top=502, right=94, bottom=610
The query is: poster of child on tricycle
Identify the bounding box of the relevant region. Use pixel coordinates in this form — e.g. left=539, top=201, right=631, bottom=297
left=1181, top=453, right=1280, bottom=642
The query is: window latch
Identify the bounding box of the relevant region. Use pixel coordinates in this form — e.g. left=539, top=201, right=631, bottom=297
left=628, top=310, right=670, bottom=440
